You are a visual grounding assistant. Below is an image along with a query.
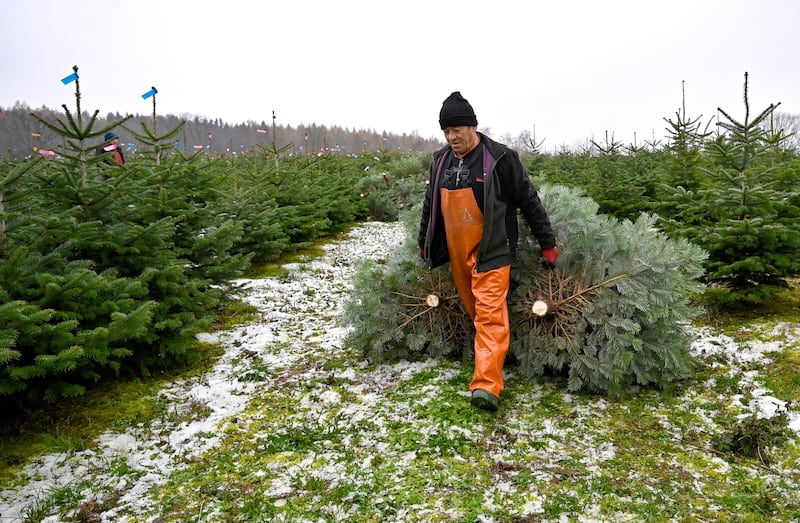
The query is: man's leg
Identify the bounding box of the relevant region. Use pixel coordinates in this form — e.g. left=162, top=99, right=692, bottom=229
left=469, top=265, right=510, bottom=405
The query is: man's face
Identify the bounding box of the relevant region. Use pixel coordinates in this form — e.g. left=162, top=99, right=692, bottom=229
left=443, top=126, right=478, bottom=157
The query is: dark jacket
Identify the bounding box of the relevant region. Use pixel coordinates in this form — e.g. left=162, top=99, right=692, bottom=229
left=418, top=133, right=555, bottom=272
left=95, top=144, right=125, bottom=165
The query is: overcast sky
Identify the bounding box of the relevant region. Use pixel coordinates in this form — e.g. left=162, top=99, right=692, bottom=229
left=2, top=0, right=798, bottom=150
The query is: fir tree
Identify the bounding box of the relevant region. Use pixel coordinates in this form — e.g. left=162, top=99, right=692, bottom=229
left=341, top=213, right=472, bottom=364
left=662, top=73, right=800, bottom=307
left=30, top=66, right=131, bottom=187
left=661, top=80, right=713, bottom=194
left=509, top=185, right=706, bottom=395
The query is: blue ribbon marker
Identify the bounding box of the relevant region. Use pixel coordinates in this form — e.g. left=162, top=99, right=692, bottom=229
left=142, top=87, right=158, bottom=99
left=61, top=72, right=78, bottom=85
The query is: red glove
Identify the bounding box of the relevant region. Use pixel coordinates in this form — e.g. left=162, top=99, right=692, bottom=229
left=419, top=248, right=425, bottom=259
left=542, top=246, right=559, bottom=265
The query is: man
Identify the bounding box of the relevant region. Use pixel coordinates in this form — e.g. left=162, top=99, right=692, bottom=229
left=418, top=91, right=558, bottom=412
left=96, top=132, right=125, bottom=165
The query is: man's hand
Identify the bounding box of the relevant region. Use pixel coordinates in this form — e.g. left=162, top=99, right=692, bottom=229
left=542, top=246, right=559, bottom=266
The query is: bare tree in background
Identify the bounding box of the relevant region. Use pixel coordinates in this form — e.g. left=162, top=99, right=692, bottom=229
left=770, top=111, right=800, bottom=151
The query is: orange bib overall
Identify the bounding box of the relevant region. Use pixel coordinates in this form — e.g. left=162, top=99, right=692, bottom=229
left=440, top=187, right=510, bottom=398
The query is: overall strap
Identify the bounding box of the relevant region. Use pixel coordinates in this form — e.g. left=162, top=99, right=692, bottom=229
left=481, top=144, right=495, bottom=203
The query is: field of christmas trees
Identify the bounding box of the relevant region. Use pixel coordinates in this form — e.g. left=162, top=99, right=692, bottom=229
left=1, top=73, right=800, bottom=521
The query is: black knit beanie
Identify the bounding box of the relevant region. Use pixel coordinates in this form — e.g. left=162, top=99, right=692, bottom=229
left=439, top=91, right=478, bottom=130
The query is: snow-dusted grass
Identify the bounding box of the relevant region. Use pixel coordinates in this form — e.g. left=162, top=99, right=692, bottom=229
left=1, top=221, right=799, bottom=522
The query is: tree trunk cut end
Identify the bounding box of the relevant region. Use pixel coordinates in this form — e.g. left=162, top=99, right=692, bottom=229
left=531, top=300, right=552, bottom=317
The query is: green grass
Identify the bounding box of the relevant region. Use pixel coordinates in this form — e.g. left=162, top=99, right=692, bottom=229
left=0, top=338, right=225, bottom=485
left=134, top=345, right=800, bottom=522
left=0, top=379, right=168, bottom=484
left=242, top=238, right=339, bottom=280
left=759, top=346, right=800, bottom=405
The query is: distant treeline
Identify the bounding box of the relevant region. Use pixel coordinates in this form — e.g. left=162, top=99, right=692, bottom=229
left=0, top=102, right=444, bottom=160
left=3, top=98, right=800, bottom=161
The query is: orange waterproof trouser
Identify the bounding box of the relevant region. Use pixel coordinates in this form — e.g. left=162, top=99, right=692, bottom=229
left=440, top=187, right=510, bottom=398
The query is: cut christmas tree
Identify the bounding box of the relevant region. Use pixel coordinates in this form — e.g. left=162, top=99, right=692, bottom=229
left=342, top=184, right=707, bottom=396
